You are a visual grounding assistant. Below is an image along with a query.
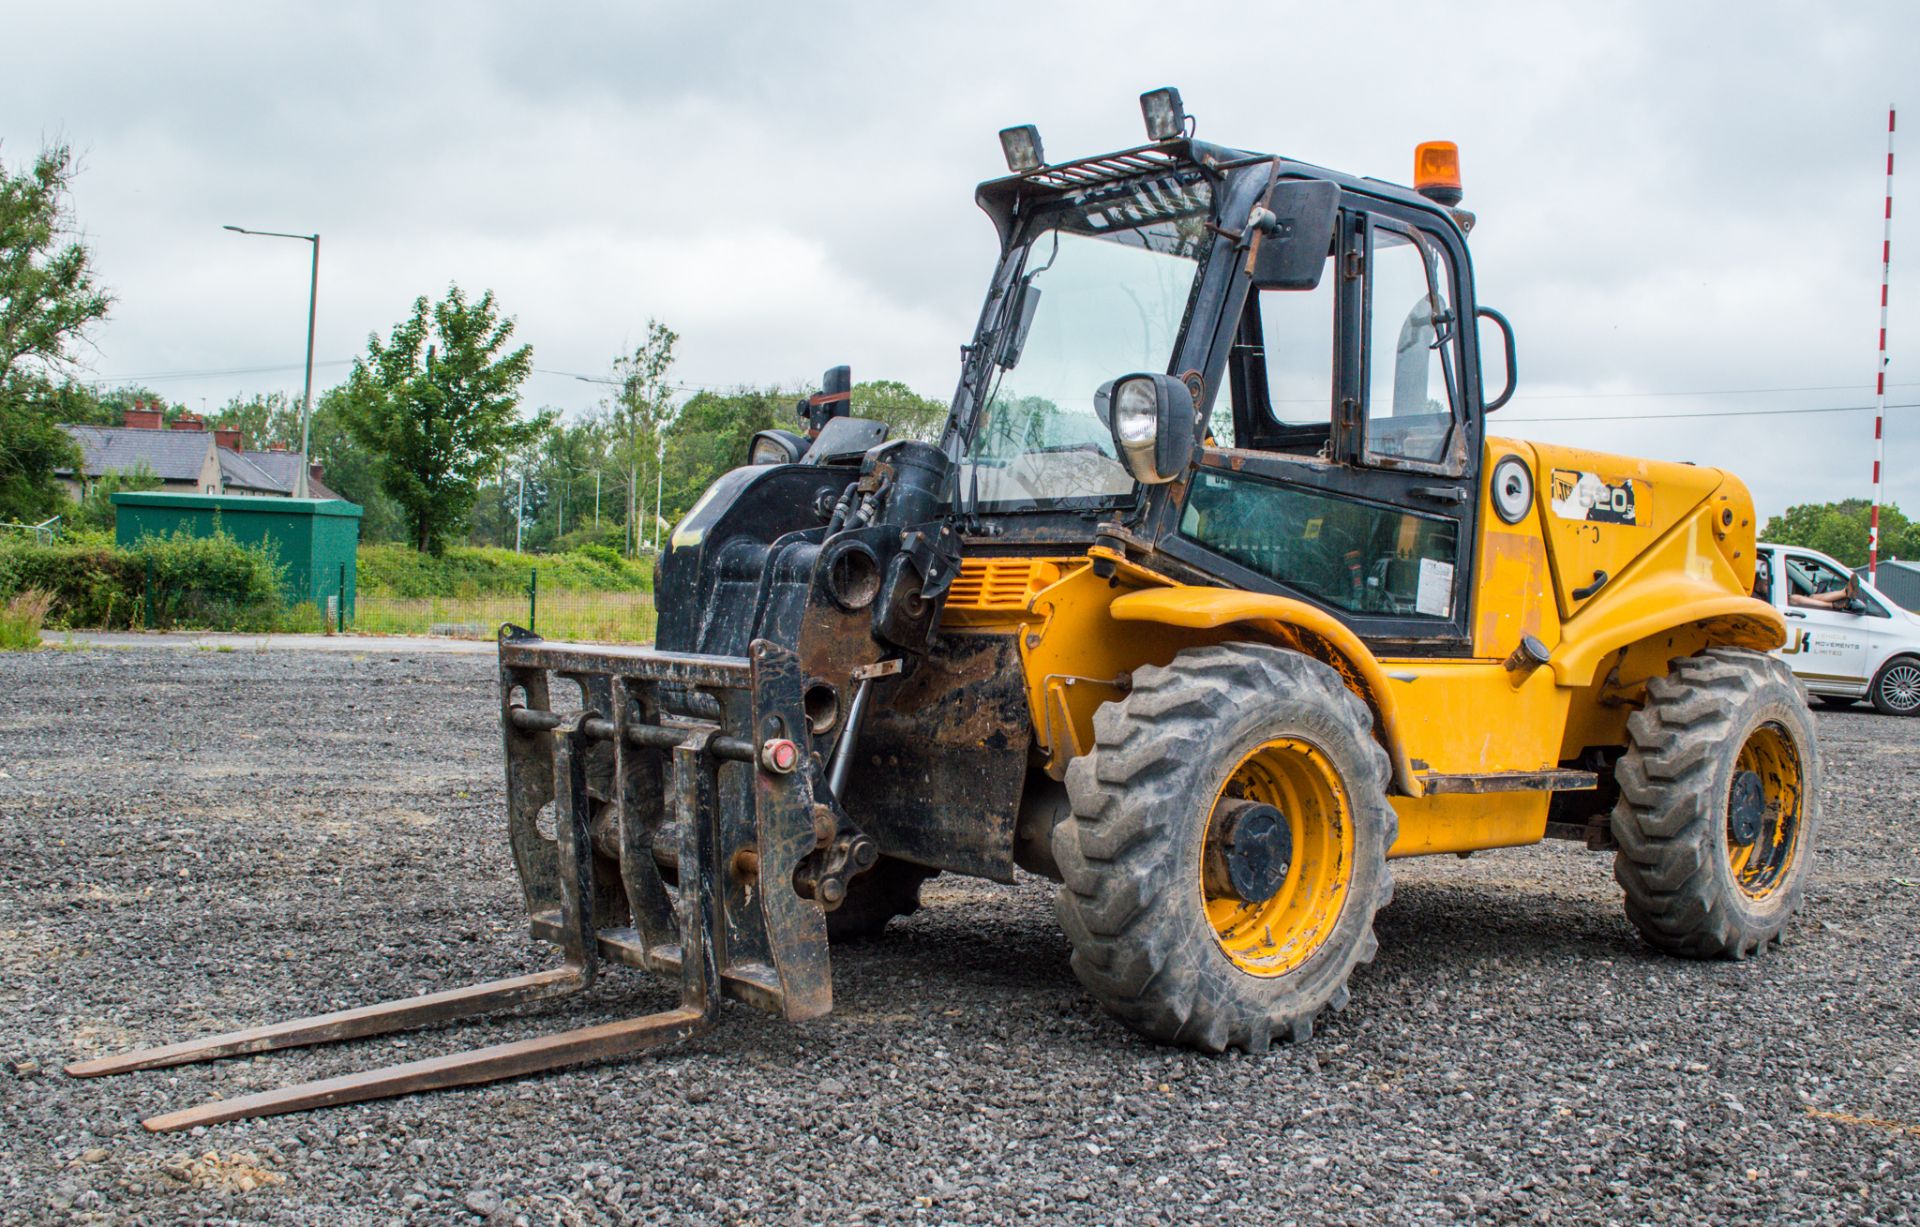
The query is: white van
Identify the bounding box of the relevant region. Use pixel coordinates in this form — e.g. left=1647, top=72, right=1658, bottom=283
left=1755, top=542, right=1920, bottom=714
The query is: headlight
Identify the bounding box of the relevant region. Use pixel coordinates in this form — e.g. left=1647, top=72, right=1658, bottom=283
left=748, top=430, right=806, bottom=466
left=1113, top=377, right=1159, bottom=460
left=1098, top=372, right=1197, bottom=485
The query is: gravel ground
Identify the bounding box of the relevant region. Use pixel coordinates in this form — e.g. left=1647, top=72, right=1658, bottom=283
left=2, top=646, right=1916, bottom=1225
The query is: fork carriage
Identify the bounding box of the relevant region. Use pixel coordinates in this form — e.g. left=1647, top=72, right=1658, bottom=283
left=499, top=631, right=839, bottom=1023
left=67, top=631, right=852, bottom=1131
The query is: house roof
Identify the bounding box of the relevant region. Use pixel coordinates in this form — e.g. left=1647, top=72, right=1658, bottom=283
left=59, top=425, right=212, bottom=482
left=217, top=448, right=286, bottom=492
left=234, top=449, right=339, bottom=500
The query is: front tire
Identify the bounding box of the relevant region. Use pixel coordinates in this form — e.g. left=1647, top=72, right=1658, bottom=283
left=1610, top=649, right=1820, bottom=958
left=1870, top=655, right=1920, bottom=716
left=1052, top=644, right=1396, bottom=1053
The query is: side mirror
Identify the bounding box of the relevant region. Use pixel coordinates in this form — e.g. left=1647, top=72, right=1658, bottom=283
left=749, top=429, right=808, bottom=466
left=997, top=280, right=1042, bottom=369
left=1477, top=307, right=1518, bottom=411
left=1098, top=373, right=1196, bottom=484
left=1247, top=180, right=1340, bottom=290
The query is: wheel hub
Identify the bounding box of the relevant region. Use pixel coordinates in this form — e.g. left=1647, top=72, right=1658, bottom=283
left=1883, top=662, right=1920, bottom=712
left=1210, top=801, right=1294, bottom=904
left=1727, top=770, right=1766, bottom=845
left=1202, top=736, right=1353, bottom=978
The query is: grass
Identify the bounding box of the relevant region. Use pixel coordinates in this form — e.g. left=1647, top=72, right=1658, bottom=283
left=0, top=589, right=54, bottom=650
left=357, top=543, right=654, bottom=599
left=354, top=590, right=657, bottom=643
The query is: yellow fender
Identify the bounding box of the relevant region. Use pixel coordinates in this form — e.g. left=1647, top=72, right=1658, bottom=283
left=1550, top=583, right=1786, bottom=687
left=1107, top=587, right=1424, bottom=796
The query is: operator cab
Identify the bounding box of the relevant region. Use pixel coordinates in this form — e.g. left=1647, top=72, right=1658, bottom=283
left=953, top=89, right=1516, bottom=653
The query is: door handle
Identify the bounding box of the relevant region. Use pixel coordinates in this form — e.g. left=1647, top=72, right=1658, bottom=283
left=1411, top=485, right=1468, bottom=506
left=1571, top=569, right=1609, bottom=601
left=1785, top=610, right=1806, bottom=619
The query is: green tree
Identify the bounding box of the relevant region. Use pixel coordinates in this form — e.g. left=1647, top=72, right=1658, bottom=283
left=69, top=460, right=161, bottom=532
left=338, top=285, right=547, bottom=554
left=853, top=379, right=949, bottom=442
left=1761, top=498, right=1920, bottom=567
left=211, top=391, right=302, bottom=449
left=303, top=384, right=404, bottom=541
left=0, top=144, right=112, bottom=522
left=610, top=321, right=679, bottom=555
left=659, top=386, right=791, bottom=523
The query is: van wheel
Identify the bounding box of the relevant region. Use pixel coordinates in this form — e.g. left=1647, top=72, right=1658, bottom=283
left=1610, top=649, right=1820, bottom=958
left=1052, top=644, right=1396, bottom=1053
left=1870, top=656, right=1920, bottom=716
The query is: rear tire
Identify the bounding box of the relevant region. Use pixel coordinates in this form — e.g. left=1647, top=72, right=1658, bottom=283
left=825, top=856, right=936, bottom=941
left=1052, top=644, right=1396, bottom=1053
left=1869, top=655, right=1920, bottom=717
left=1610, top=648, right=1819, bottom=959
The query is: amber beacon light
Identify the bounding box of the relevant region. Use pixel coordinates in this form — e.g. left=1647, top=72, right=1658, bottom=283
left=1413, top=141, right=1463, bottom=206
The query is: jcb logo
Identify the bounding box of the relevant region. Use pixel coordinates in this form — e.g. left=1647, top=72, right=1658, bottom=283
left=1549, top=469, right=1638, bottom=527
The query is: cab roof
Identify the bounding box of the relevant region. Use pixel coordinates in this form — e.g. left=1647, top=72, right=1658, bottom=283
left=974, top=137, right=1454, bottom=247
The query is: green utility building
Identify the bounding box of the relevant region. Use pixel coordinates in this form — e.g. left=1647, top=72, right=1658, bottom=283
left=112, top=491, right=363, bottom=619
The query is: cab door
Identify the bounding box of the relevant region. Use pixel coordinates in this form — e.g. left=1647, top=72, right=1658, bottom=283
left=1164, top=193, right=1482, bottom=655
left=1780, top=549, right=1871, bottom=687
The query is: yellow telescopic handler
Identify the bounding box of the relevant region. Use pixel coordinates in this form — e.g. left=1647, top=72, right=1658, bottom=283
left=73, top=89, right=1813, bottom=1131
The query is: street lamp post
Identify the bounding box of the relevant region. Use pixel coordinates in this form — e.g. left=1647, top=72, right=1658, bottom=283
left=224, top=225, right=319, bottom=497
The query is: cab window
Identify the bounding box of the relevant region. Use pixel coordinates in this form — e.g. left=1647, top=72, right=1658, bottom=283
left=1364, top=224, right=1458, bottom=469
left=1221, top=249, right=1338, bottom=457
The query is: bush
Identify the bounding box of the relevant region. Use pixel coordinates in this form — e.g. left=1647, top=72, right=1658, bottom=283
left=0, top=539, right=141, bottom=628
left=0, top=529, right=287, bottom=631
left=0, top=589, right=53, bottom=649
left=280, top=601, right=327, bottom=634
left=550, top=522, right=628, bottom=555
left=69, top=464, right=162, bottom=533
left=136, top=530, right=286, bottom=631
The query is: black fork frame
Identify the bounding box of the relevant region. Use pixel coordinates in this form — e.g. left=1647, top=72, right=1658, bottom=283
left=66, top=629, right=830, bottom=1132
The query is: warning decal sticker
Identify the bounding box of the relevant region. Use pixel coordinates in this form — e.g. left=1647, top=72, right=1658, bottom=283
left=1549, top=469, right=1638, bottom=526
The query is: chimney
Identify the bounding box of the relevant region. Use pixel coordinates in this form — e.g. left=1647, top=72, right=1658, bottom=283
left=170, top=413, right=206, bottom=432
left=123, top=406, right=164, bottom=430
left=309, top=462, right=326, bottom=489
left=214, top=427, right=243, bottom=452
left=268, top=442, right=289, bottom=451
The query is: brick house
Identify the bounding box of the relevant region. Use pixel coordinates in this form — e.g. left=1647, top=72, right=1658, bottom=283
left=59, top=406, right=338, bottom=501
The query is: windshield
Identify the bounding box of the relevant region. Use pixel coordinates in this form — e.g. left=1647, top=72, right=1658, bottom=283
left=959, top=172, right=1213, bottom=509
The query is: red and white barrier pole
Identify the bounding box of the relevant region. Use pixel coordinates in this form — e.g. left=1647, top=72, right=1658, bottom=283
left=1871, top=105, right=1896, bottom=585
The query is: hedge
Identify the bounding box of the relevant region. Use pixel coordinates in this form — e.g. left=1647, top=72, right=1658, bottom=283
left=0, top=530, right=288, bottom=631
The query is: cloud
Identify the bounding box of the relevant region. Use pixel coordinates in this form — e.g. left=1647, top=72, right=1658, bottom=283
left=5, top=0, right=1917, bottom=517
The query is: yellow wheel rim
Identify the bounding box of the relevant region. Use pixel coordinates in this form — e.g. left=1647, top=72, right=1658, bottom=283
left=1201, top=737, right=1354, bottom=977
left=1726, top=721, right=1805, bottom=899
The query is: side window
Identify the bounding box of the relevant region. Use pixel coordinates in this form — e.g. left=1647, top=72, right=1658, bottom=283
left=1366, top=224, right=1457, bottom=468
left=1259, top=268, right=1337, bottom=431
left=1786, top=555, right=1851, bottom=598
left=1180, top=469, right=1460, bottom=620
left=1222, top=248, right=1338, bottom=456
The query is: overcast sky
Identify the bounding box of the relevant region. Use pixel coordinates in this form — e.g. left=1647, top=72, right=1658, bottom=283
left=5, top=0, right=1915, bottom=518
